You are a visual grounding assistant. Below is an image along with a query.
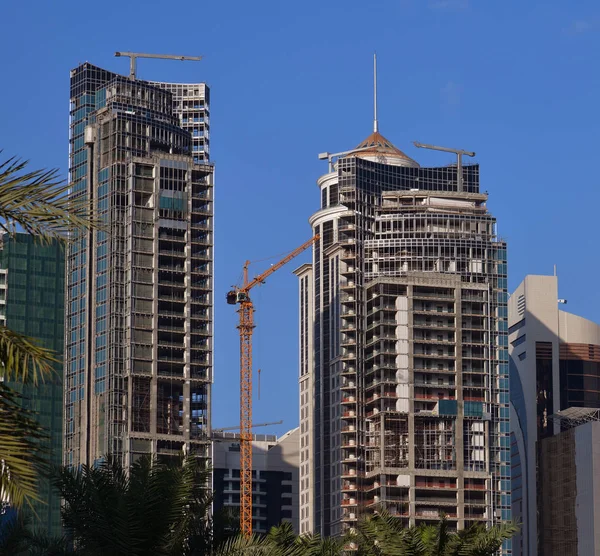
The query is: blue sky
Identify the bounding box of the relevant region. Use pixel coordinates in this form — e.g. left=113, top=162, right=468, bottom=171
left=1, top=0, right=600, bottom=437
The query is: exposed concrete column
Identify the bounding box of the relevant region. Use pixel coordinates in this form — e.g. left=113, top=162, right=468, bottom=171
left=455, top=287, right=465, bottom=528
left=407, top=284, right=416, bottom=526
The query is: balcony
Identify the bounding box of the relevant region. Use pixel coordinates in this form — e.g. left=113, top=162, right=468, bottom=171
left=367, top=318, right=398, bottom=331
left=415, top=481, right=457, bottom=490
left=412, top=291, right=454, bottom=300
left=412, top=321, right=455, bottom=331
left=159, top=248, right=186, bottom=258
left=366, top=391, right=396, bottom=403
left=413, top=351, right=455, bottom=360
left=366, top=334, right=397, bottom=348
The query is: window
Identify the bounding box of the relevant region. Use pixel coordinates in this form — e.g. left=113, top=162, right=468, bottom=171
left=511, top=334, right=526, bottom=348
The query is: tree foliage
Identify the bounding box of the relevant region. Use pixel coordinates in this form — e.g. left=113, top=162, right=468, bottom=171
left=0, top=153, right=94, bottom=509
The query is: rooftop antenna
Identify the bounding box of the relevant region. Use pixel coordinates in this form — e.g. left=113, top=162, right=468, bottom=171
left=373, top=53, right=379, bottom=133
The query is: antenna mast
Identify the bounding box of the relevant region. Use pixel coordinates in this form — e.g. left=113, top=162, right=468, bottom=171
left=373, top=53, right=379, bottom=133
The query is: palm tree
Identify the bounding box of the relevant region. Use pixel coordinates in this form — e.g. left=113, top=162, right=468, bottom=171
left=265, top=522, right=345, bottom=556
left=0, top=154, right=94, bottom=509
left=355, top=510, right=518, bottom=556
left=53, top=455, right=214, bottom=556
left=0, top=510, right=72, bottom=556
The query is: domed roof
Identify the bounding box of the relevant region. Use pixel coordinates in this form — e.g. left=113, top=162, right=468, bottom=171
left=348, top=131, right=420, bottom=168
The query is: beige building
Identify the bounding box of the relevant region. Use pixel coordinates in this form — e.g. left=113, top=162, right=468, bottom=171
left=212, top=428, right=300, bottom=534
left=509, top=274, right=600, bottom=556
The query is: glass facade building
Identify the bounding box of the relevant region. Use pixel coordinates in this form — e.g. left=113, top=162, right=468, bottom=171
left=0, top=233, right=65, bottom=536
left=297, top=131, right=511, bottom=553
left=66, top=63, right=214, bottom=468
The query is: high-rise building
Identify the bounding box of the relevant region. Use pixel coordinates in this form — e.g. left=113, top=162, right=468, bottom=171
left=212, top=428, right=300, bottom=534
left=0, top=233, right=65, bottom=535
left=65, top=63, right=214, bottom=468
left=296, top=128, right=511, bottom=550
left=509, top=274, right=600, bottom=556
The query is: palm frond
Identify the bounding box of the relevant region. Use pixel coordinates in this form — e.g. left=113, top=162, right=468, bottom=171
left=54, top=455, right=218, bottom=556
left=291, top=533, right=345, bottom=556
left=214, top=532, right=274, bottom=555
left=454, top=521, right=519, bottom=556
left=0, top=155, right=97, bottom=241
left=267, top=521, right=297, bottom=553
left=0, top=325, right=58, bottom=384
left=0, top=384, right=48, bottom=510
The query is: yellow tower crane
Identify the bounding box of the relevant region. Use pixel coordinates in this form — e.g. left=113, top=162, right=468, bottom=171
left=227, top=234, right=319, bottom=536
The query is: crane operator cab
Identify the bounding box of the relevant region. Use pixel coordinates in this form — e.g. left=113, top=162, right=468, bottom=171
left=226, top=290, right=249, bottom=305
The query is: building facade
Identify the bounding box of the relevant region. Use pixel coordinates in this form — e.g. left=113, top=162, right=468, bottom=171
left=65, top=63, right=214, bottom=468
left=509, top=274, right=600, bottom=556
left=212, top=428, right=299, bottom=534
left=538, top=418, right=600, bottom=556
left=297, top=130, right=511, bottom=550
left=0, top=234, right=65, bottom=535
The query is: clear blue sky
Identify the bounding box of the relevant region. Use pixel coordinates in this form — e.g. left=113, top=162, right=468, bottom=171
left=1, top=0, right=599, bottom=437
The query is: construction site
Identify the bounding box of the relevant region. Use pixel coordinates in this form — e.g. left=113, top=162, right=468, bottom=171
left=297, top=128, right=511, bottom=544
left=65, top=57, right=213, bottom=468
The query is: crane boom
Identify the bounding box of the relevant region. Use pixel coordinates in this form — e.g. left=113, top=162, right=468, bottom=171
left=114, top=51, right=203, bottom=79
left=413, top=141, right=475, bottom=192
left=213, top=420, right=283, bottom=433
left=241, top=235, right=320, bottom=293
left=227, top=234, right=319, bottom=537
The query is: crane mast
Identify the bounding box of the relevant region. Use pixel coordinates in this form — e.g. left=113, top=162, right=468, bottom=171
left=227, top=234, right=319, bottom=536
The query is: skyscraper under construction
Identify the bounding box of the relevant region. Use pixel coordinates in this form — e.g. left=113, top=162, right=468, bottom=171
left=65, top=62, right=213, bottom=468
left=296, top=124, right=511, bottom=553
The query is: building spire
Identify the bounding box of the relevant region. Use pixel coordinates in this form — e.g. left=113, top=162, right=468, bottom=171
left=373, top=52, right=378, bottom=133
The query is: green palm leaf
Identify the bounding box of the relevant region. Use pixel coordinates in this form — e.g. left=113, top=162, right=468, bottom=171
left=0, top=155, right=96, bottom=241
left=0, top=152, right=97, bottom=512
left=0, top=326, right=58, bottom=384
left=0, top=384, right=48, bottom=510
